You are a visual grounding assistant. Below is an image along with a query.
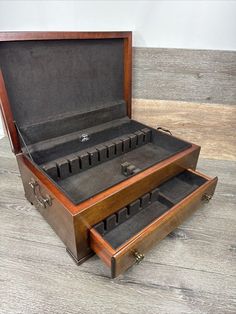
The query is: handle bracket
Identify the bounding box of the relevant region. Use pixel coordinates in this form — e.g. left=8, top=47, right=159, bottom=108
left=29, top=178, right=52, bottom=208
left=134, top=251, right=145, bottom=264
left=157, top=126, right=172, bottom=135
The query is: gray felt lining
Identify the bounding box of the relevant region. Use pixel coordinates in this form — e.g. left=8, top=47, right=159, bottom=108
left=34, top=120, right=191, bottom=204
left=0, top=38, right=124, bottom=133
left=95, top=170, right=207, bottom=249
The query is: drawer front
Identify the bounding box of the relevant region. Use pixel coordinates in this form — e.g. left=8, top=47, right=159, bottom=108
left=90, top=170, right=217, bottom=278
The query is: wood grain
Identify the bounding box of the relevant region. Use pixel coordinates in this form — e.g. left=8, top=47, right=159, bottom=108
left=133, top=47, right=236, bottom=105
left=133, top=99, right=236, bottom=161
left=0, top=137, right=235, bottom=313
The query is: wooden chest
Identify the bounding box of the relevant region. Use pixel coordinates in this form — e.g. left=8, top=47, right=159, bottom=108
left=0, top=32, right=217, bottom=277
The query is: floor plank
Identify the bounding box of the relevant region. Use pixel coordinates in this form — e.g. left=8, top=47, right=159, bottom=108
left=133, top=99, right=236, bottom=161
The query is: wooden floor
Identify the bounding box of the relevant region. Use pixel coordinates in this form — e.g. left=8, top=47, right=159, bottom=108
left=0, top=112, right=236, bottom=313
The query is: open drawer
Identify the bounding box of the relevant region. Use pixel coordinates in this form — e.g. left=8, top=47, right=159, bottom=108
left=90, top=169, right=217, bottom=277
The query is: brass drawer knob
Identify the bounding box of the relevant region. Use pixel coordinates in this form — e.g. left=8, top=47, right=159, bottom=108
left=134, top=251, right=144, bottom=264
left=202, top=193, right=212, bottom=202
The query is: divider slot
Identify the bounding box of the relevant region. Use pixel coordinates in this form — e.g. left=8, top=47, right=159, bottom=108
left=121, top=137, right=131, bottom=153
left=67, top=155, right=80, bottom=174
left=158, top=171, right=207, bottom=204
left=56, top=159, right=70, bottom=179
left=96, top=145, right=107, bottom=162
left=134, top=130, right=145, bottom=146
left=42, top=162, right=58, bottom=179
left=42, top=128, right=152, bottom=180
left=117, top=207, right=129, bottom=224
left=106, top=142, right=116, bottom=159
left=79, top=152, right=90, bottom=170
left=87, top=149, right=99, bottom=166
left=113, top=139, right=123, bottom=156
left=93, top=170, right=207, bottom=249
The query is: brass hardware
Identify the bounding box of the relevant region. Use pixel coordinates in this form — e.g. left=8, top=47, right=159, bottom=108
left=202, top=193, right=212, bottom=202
left=157, top=126, right=172, bottom=135
left=29, top=178, right=52, bottom=208
left=134, top=251, right=144, bottom=264
left=80, top=133, right=90, bottom=143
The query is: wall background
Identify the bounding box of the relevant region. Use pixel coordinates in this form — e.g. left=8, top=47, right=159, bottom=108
left=0, top=0, right=236, bottom=50
left=0, top=0, right=236, bottom=138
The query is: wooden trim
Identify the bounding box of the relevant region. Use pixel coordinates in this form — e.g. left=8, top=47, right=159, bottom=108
left=0, top=31, right=132, bottom=41
left=90, top=230, right=115, bottom=267
left=0, top=70, right=21, bottom=153
left=123, top=33, right=132, bottom=118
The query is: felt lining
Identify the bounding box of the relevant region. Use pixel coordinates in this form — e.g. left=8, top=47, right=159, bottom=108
left=95, top=170, right=207, bottom=249
left=0, top=38, right=124, bottom=132
left=32, top=120, right=192, bottom=204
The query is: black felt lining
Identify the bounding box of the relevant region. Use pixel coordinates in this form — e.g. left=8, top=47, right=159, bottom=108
left=95, top=170, right=207, bottom=249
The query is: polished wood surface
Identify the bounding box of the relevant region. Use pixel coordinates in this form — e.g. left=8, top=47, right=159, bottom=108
left=123, top=33, right=132, bottom=118
left=17, top=140, right=200, bottom=263
left=90, top=171, right=217, bottom=277
left=17, top=154, right=78, bottom=258
left=0, top=71, right=21, bottom=154
left=0, top=31, right=132, bottom=41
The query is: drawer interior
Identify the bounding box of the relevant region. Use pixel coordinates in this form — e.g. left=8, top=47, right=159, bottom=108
left=26, top=118, right=191, bottom=205
left=93, top=170, right=207, bottom=249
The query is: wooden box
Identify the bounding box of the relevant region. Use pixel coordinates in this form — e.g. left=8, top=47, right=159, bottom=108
left=0, top=32, right=217, bottom=277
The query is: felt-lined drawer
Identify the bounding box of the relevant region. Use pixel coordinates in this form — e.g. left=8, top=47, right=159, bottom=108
left=90, top=169, right=217, bottom=277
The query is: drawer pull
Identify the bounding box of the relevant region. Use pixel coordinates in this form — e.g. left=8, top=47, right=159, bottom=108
left=202, top=193, right=212, bottom=202
left=134, top=251, right=144, bottom=264
left=29, top=179, right=52, bottom=208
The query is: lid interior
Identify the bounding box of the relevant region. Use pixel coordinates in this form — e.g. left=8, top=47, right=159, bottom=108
left=0, top=38, right=126, bottom=144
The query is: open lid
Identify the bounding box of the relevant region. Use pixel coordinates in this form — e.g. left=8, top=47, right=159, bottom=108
left=0, top=32, right=132, bottom=153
